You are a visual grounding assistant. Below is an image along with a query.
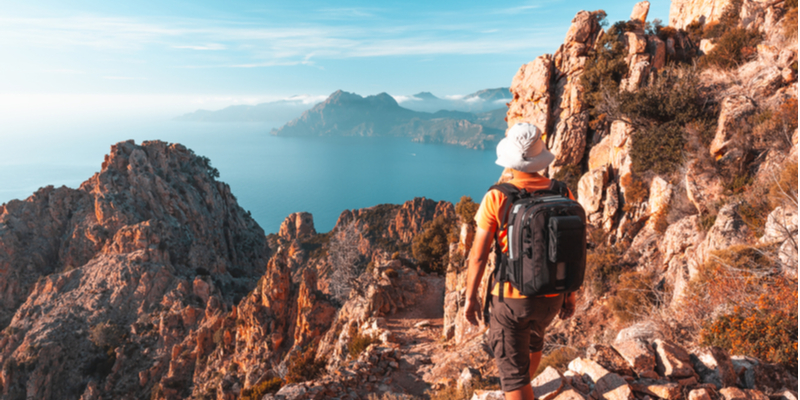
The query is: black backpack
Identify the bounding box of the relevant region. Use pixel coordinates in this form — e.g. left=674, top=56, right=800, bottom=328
left=486, top=180, right=587, bottom=303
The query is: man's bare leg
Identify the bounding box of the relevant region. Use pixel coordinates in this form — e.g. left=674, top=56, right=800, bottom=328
left=504, top=384, right=534, bottom=400
left=529, top=351, right=543, bottom=380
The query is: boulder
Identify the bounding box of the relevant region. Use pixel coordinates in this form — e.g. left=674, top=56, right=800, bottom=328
left=685, top=160, right=724, bottom=214
left=719, top=387, right=750, bottom=400
left=554, top=387, right=589, bottom=400
left=705, top=203, right=753, bottom=254
left=691, top=347, right=737, bottom=388
left=587, top=344, right=634, bottom=376
left=731, top=356, right=799, bottom=392
left=750, top=66, right=783, bottom=98
left=630, top=379, right=682, bottom=400
left=532, top=366, right=566, bottom=400
left=578, top=167, right=609, bottom=215
left=626, top=32, right=649, bottom=54
left=760, top=206, right=798, bottom=244
left=709, top=96, right=757, bottom=158
left=603, top=184, right=620, bottom=232
left=507, top=55, right=554, bottom=132
left=653, top=339, right=696, bottom=379
left=613, top=338, right=658, bottom=378
left=647, top=177, right=672, bottom=228
left=630, top=1, right=651, bottom=26
left=689, top=388, right=714, bottom=400
left=471, top=390, right=505, bottom=400
left=458, top=367, right=482, bottom=394
left=699, top=39, right=716, bottom=55
left=278, top=212, right=316, bottom=241
left=648, top=36, right=666, bottom=70
left=569, top=358, right=636, bottom=400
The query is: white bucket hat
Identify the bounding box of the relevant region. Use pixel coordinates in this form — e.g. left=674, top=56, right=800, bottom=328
left=495, top=122, right=555, bottom=173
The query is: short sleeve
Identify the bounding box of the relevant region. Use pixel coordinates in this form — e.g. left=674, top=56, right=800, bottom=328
left=474, top=190, right=501, bottom=233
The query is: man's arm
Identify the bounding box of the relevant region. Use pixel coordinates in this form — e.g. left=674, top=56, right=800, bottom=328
left=464, top=226, right=494, bottom=326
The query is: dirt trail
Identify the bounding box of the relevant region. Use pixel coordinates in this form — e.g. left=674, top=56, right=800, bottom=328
left=382, top=274, right=446, bottom=396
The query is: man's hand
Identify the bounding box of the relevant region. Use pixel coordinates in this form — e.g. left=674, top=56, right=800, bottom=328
left=559, top=292, right=577, bottom=320
left=464, top=296, right=482, bottom=326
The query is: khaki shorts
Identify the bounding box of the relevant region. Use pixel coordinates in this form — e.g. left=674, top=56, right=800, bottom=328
left=488, top=294, right=564, bottom=392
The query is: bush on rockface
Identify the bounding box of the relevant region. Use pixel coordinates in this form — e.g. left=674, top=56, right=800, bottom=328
left=611, top=67, right=712, bottom=175
left=239, top=377, right=283, bottom=400
left=581, top=21, right=629, bottom=128
left=285, top=343, right=327, bottom=384
left=682, top=244, right=798, bottom=371
left=700, top=28, right=762, bottom=69
left=701, top=278, right=797, bottom=371
left=752, top=98, right=798, bottom=152
left=553, top=165, right=582, bottom=197
left=535, top=347, right=582, bottom=375
left=347, top=327, right=380, bottom=359
left=455, top=196, right=480, bottom=226
left=586, top=243, right=623, bottom=297
left=412, top=214, right=455, bottom=273
left=609, top=269, right=659, bottom=323
left=620, top=174, right=648, bottom=213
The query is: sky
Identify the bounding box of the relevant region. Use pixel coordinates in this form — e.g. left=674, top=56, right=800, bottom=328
left=0, top=0, right=670, bottom=120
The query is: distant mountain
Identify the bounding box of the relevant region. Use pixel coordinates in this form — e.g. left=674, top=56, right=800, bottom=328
left=173, top=96, right=325, bottom=123
left=271, top=90, right=507, bottom=150
left=395, top=87, right=511, bottom=114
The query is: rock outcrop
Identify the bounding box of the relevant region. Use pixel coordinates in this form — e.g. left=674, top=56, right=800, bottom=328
left=0, top=140, right=270, bottom=400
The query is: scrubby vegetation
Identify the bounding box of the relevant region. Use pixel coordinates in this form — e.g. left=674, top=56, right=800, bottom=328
left=585, top=241, right=623, bottom=297
left=285, top=343, right=327, bottom=384
left=608, top=269, right=659, bottom=323
left=347, top=326, right=380, bottom=358
left=455, top=196, right=480, bottom=226
left=581, top=19, right=629, bottom=129
left=682, top=244, right=798, bottom=371
left=426, top=377, right=500, bottom=400
left=620, top=174, right=648, bottom=212
left=553, top=165, right=582, bottom=197
left=535, top=347, right=582, bottom=375
left=239, top=377, right=283, bottom=400
left=412, top=214, right=455, bottom=273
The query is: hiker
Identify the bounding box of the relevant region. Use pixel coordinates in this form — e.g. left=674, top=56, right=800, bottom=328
left=464, top=122, right=582, bottom=400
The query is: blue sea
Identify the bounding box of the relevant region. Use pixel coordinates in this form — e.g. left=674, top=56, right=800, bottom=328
left=1, top=119, right=503, bottom=233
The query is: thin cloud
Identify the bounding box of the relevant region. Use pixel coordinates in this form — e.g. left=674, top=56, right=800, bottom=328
left=102, top=76, right=147, bottom=80
left=173, top=43, right=227, bottom=50
left=0, top=14, right=562, bottom=68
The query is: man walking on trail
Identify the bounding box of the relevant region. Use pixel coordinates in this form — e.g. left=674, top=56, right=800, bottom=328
left=464, top=122, right=578, bottom=400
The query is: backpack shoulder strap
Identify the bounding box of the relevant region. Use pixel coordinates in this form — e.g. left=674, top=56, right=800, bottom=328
left=488, top=182, right=521, bottom=224
left=548, top=179, right=570, bottom=198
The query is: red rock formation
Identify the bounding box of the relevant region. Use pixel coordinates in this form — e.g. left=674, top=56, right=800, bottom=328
left=0, top=140, right=269, bottom=400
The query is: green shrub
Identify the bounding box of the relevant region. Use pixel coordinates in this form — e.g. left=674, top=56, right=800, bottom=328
left=455, top=196, right=480, bottom=226
left=581, top=22, right=629, bottom=127
left=412, top=214, right=454, bottom=273
left=699, top=213, right=717, bottom=231
left=535, top=347, right=582, bottom=375
left=701, top=277, right=797, bottom=371
left=608, top=269, right=658, bottom=322
left=553, top=164, right=582, bottom=197
left=752, top=98, right=798, bottom=152
left=285, top=344, right=326, bottom=384
left=348, top=331, right=380, bottom=359
left=89, top=321, right=126, bottom=351
left=239, top=377, right=283, bottom=400
left=631, top=122, right=685, bottom=174
left=620, top=174, right=648, bottom=213
left=700, top=27, right=762, bottom=69
left=703, top=0, right=743, bottom=39
left=586, top=245, right=623, bottom=297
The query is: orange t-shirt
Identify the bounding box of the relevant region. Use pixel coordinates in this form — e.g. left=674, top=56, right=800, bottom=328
left=474, top=171, right=575, bottom=298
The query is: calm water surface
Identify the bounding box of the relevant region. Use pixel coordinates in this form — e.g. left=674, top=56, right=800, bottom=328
left=1, top=119, right=503, bottom=233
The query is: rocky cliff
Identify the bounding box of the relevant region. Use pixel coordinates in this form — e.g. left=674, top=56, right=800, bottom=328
left=0, top=140, right=270, bottom=399
left=1, top=0, right=797, bottom=399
